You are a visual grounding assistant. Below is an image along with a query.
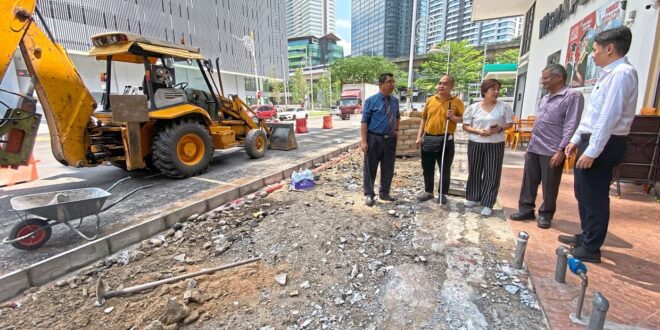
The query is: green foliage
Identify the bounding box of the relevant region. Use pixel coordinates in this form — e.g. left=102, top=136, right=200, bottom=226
left=267, top=66, right=284, bottom=104
left=415, top=40, right=483, bottom=95
left=329, top=56, right=403, bottom=86
left=315, top=77, right=334, bottom=108
left=493, top=49, right=520, bottom=64
left=290, top=68, right=308, bottom=105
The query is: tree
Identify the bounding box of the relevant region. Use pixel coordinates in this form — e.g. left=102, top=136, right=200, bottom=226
left=267, top=66, right=284, bottom=104
left=493, top=49, right=520, bottom=64
left=415, top=40, right=483, bottom=95
left=315, top=77, right=331, bottom=108
left=329, top=56, right=403, bottom=85
left=290, top=68, right=308, bottom=105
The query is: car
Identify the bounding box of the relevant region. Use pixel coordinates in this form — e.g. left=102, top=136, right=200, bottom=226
left=330, top=105, right=340, bottom=116
left=279, top=106, right=309, bottom=121
left=250, top=104, right=277, bottom=120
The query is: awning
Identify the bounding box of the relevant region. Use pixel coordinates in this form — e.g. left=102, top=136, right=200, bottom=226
left=472, top=0, right=535, bottom=21
left=484, top=63, right=518, bottom=80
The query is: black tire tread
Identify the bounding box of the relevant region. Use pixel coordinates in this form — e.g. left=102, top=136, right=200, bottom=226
left=9, top=218, right=52, bottom=250
left=152, top=120, right=214, bottom=178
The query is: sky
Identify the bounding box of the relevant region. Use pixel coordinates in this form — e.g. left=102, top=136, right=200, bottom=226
left=335, top=0, right=351, bottom=55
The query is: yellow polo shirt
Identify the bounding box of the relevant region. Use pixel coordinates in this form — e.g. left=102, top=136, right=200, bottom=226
left=422, top=95, right=464, bottom=135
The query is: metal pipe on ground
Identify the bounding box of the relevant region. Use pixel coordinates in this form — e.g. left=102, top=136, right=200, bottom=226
left=575, top=273, right=589, bottom=319
left=512, top=231, right=529, bottom=269
left=95, top=256, right=261, bottom=306
left=555, top=245, right=570, bottom=283
left=587, top=292, right=609, bottom=330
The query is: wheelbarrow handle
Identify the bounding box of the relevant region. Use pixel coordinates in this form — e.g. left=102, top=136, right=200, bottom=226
left=101, top=184, right=154, bottom=212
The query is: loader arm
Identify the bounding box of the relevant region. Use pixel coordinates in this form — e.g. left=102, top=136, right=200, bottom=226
left=1, top=0, right=96, bottom=167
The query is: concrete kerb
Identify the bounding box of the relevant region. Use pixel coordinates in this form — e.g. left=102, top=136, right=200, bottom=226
left=27, top=239, right=110, bottom=286
left=0, top=270, right=30, bottom=302
left=0, top=140, right=361, bottom=302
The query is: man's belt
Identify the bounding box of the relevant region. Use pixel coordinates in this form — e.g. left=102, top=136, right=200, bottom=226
left=368, top=131, right=394, bottom=138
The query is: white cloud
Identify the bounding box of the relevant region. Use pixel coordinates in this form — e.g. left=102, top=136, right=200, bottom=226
left=336, top=18, right=351, bottom=29
left=338, top=39, right=351, bottom=56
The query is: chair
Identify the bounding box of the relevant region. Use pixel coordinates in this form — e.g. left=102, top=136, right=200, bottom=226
left=504, top=126, right=516, bottom=147
left=640, top=107, right=657, bottom=115
left=512, top=119, right=535, bottom=151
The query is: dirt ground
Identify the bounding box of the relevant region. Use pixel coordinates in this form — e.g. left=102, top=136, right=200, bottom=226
left=0, top=151, right=546, bottom=329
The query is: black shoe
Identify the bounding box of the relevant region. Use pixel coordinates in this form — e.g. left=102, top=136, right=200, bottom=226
left=537, top=216, right=552, bottom=229
left=570, top=245, right=601, bottom=263
left=509, top=211, right=535, bottom=221
left=365, top=196, right=375, bottom=207
left=440, top=195, right=448, bottom=205
left=379, top=194, right=396, bottom=202
left=558, top=234, right=581, bottom=245
left=417, top=192, right=433, bottom=202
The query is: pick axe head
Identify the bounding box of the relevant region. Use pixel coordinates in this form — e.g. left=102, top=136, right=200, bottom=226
left=95, top=277, right=107, bottom=306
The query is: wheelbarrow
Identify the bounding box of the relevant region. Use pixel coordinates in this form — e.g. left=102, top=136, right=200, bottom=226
left=3, top=177, right=153, bottom=250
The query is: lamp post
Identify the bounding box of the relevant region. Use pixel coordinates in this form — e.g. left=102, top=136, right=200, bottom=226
left=233, top=32, right=260, bottom=105
left=279, top=54, right=289, bottom=108
left=481, top=41, right=489, bottom=81
left=303, top=55, right=314, bottom=111
left=405, top=0, right=419, bottom=111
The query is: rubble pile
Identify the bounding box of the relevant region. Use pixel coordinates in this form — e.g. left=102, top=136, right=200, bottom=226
left=0, top=153, right=545, bottom=329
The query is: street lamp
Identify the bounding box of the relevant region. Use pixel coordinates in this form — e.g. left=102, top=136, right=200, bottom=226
left=303, top=55, right=314, bottom=111
left=429, top=43, right=451, bottom=74
left=233, top=32, right=260, bottom=105
left=405, top=0, right=419, bottom=111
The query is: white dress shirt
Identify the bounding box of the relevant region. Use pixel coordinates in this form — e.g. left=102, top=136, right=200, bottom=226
left=569, top=56, right=638, bottom=158
left=464, top=101, right=514, bottom=143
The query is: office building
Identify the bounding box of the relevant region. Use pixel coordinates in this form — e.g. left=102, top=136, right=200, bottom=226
left=351, top=0, right=416, bottom=58
left=288, top=34, right=344, bottom=69
left=286, top=0, right=336, bottom=38
left=19, top=0, right=287, bottom=105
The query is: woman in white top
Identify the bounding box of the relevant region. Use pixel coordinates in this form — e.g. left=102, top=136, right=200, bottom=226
left=462, top=79, right=514, bottom=216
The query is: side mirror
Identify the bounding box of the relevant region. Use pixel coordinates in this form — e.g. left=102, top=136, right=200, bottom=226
left=203, top=59, right=213, bottom=71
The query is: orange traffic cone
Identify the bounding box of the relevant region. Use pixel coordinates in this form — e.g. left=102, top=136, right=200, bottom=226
left=0, top=154, right=40, bottom=187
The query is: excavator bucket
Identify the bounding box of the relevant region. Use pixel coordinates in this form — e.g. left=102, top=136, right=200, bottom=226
left=267, top=122, right=297, bottom=150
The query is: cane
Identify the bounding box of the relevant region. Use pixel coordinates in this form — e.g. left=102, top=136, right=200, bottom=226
left=438, top=99, right=452, bottom=204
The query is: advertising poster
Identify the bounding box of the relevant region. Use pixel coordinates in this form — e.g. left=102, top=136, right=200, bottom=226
left=565, top=1, right=624, bottom=88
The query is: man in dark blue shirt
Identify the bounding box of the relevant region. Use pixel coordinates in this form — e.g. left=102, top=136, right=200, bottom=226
left=361, top=73, right=400, bottom=206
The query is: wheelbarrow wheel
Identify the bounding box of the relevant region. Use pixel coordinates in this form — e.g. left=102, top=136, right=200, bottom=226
left=9, top=218, right=52, bottom=250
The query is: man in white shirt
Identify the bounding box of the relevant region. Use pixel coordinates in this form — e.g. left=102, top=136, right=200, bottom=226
left=560, top=26, right=638, bottom=263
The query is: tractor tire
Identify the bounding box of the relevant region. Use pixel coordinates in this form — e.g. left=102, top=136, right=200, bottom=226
left=9, top=218, right=52, bottom=250
left=245, top=129, right=268, bottom=159
left=152, top=120, right=214, bottom=178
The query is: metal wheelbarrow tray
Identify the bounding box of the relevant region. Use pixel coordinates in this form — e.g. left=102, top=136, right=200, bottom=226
left=3, top=177, right=152, bottom=250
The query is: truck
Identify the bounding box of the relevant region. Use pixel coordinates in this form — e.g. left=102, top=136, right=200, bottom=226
left=0, top=1, right=296, bottom=178
left=338, top=83, right=379, bottom=120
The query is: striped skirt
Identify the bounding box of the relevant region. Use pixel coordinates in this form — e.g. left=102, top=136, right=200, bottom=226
left=466, top=141, right=505, bottom=208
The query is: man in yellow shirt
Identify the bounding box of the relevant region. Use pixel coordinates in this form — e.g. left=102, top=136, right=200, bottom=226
left=416, top=75, right=464, bottom=204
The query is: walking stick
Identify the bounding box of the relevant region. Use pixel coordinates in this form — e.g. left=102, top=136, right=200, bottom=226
left=438, top=100, right=452, bottom=204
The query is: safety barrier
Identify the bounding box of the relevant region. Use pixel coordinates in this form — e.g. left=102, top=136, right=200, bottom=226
left=295, top=118, right=308, bottom=134
left=322, top=115, right=333, bottom=129
left=0, top=154, right=39, bottom=187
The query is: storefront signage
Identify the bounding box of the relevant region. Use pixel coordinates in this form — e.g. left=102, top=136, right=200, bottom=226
left=539, top=0, right=591, bottom=38
left=565, top=0, right=624, bottom=87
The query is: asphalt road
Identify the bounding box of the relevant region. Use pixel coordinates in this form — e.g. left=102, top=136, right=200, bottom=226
left=0, top=116, right=361, bottom=275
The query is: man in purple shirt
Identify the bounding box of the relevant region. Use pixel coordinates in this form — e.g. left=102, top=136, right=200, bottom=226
left=510, top=64, right=584, bottom=228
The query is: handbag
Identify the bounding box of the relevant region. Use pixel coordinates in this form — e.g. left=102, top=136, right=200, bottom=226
left=422, top=134, right=445, bottom=152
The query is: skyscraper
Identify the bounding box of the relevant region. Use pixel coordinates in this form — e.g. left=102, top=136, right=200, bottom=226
left=287, top=0, right=336, bottom=38
left=351, top=0, right=415, bottom=58
left=422, top=0, right=523, bottom=52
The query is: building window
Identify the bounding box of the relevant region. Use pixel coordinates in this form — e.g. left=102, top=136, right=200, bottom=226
left=521, top=3, right=535, bottom=56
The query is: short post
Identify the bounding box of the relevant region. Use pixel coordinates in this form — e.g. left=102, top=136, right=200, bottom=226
left=513, top=231, right=529, bottom=269
left=575, top=273, right=589, bottom=319
left=555, top=246, right=569, bottom=283
left=587, top=292, right=609, bottom=330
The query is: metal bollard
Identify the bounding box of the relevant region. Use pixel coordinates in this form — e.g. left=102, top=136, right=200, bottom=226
left=513, top=231, right=529, bottom=269
left=555, top=246, right=569, bottom=283
left=575, top=273, right=589, bottom=319
left=587, top=292, right=609, bottom=330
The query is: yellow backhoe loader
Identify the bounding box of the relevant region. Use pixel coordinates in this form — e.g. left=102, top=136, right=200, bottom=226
left=0, top=0, right=296, bottom=178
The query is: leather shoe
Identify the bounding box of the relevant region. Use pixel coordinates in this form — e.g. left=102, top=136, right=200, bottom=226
left=570, top=245, right=601, bottom=263
left=558, top=234, right=581, bottom=245
left=379, top=194, right=396, bottom=202
left=537, top=216, right=551, bottom=229
left=417, top=192, right=433, bottom=202
left=440, top=194, right=448, bottom=205
left=365, top=196, right=375, bottom=207
left=509, top=211, right=535, bottom=221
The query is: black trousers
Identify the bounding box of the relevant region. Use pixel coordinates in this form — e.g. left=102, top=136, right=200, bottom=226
left=574, top=135, right=627, bottom=251
left=518, top=151, right=564, bottom=218
left=421, top=138, right=455, bottom=195
left=363, top=132, right=397, bottom=197
left=466, top=141, right=505, bottom=208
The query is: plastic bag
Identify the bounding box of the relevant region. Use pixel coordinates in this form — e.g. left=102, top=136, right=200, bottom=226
left=291, top=169, right=315, bottom=190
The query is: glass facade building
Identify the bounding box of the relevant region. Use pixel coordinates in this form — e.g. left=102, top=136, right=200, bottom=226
left=288, top=34, right=344, bottom=69
left=351, top=0, right=415, bottom=58
left=286, top=0, right=336, bottom=38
